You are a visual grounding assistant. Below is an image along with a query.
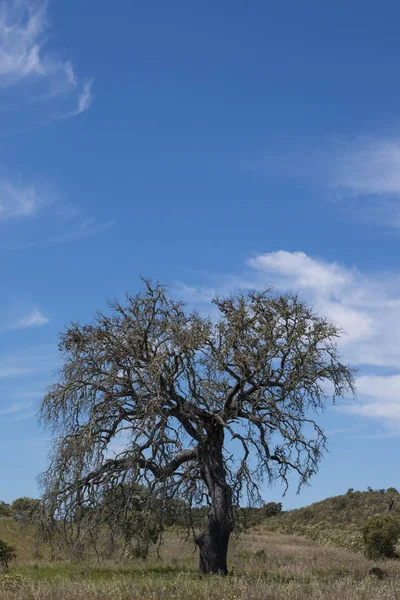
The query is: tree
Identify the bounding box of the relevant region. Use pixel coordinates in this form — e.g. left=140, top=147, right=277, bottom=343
left=11, top=497, right=40, bottom=521
left=40, top=281, right=354, bottom=574
left=262, top=502, right=283, bottom=518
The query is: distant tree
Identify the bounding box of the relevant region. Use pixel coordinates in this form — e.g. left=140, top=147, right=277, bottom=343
left=387, top=488, right=399, bottom=495
left=346, top=488, right=354, bottom=495
left=11, top=498, right=39, bottom=521
left=367, top=487, right=374, bottom=493
left=0, top=502, right=12, bottom=518
left=40, top=281, right=355, bottom=574
left=262, top=502, right=283, bottom=518
left=0, top=540, right=16, bottom=572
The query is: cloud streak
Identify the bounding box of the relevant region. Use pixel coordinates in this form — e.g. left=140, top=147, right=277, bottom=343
left=245, top=133, right=400, bottom=228
left=0, top=174, right=113, bottom=248
left=0, top=0, right=93, bottom=124
left=9, top=308, right=49, bottom=330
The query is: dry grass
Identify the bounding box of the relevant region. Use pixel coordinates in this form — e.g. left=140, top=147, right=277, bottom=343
left=1, top=530, right=400, bottom=598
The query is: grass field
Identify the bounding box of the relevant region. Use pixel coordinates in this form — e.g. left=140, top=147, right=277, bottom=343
left=1, top=528, right=400, bottom=599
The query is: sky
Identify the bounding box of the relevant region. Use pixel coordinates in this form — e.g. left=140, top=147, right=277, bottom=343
left=2, top=0, right=400, bottom=509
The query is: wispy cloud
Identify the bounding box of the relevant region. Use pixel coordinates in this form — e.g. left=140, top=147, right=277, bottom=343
left=0, top=347, right=57, bottom=383
left=0, top=400, right=35, bottom=424
left=0, top=178, right=44, bottom=221
left=58, top=78, right=94, bottom=120
left=0, top=174, right=113, bottom=247
left=0, top=401, right=32, bottom=417
left=0, top=365, right=32, bottom=379
left=177, top=250, right=400, bottom=428
left=0, top=0, right=93, bottom=124
left=244, top=133, right=400, bottom=228
left=8, top=308, right=49, bottom=331
left=330, top=137, right=400, bottom=197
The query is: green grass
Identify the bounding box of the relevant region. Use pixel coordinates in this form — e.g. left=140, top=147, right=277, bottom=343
left=0, top=531, right=400, bottom=599
left=1, top=493, right=400, bottom=598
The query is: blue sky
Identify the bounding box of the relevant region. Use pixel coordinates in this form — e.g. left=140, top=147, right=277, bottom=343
left=2, top=0, right=400, bottom=509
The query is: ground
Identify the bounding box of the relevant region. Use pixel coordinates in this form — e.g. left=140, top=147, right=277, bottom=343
left=0, top=527, right=400, bottom=599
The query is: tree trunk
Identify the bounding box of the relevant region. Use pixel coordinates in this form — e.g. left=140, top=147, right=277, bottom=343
left=195, top=529, right=230, bottom=575
left=195, top=424, right=233, bottom=575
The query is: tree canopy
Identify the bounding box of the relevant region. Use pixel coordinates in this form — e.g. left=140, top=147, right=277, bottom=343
left=40, top=280, right=355, bottom=573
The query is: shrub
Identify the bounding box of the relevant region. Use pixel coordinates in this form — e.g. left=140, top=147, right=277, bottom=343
left=362, top=514, right=400, bottom=559
left=0, top=540, right=16, bottom=572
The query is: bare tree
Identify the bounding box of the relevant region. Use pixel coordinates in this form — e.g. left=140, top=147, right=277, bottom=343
left=40, top=281, right=354, bottom=574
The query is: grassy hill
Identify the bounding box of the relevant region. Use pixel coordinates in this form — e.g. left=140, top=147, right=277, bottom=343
left=263, top=488, right=400, bottom=552
left=0, top=517, right=41, bottom=563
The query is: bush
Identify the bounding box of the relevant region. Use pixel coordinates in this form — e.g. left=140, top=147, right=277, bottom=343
left=0, top=540, right=16, bottom=572
left=362, top=514, right=400, bottom=559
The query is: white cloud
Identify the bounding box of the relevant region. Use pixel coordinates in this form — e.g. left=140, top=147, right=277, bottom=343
left=248, top=251, right=352, bottom=296
left=244, top=134, right=400, bottom=228
left=331, top=137, right=400, bottom=197
left=10, top=308, right=49, bottom=330
left=61, top=78, right=93, bottom=119
left=0, top=0, right=46, bottom=81
left=0, top=0, right=93, bottom=121
left=356, top=375, right=400, bottom=401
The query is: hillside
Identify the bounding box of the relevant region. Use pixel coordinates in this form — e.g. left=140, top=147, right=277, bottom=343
left=263, top=487, right=400, bottom=552
left=0, top=517, right=40, bottom=562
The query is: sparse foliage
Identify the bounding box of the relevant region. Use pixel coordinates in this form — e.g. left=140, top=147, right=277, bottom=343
left=40, top=281, right=354, bottom=574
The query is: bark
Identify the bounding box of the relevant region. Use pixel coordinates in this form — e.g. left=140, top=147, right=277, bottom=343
left=195, top=425, right=233, bottom=575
